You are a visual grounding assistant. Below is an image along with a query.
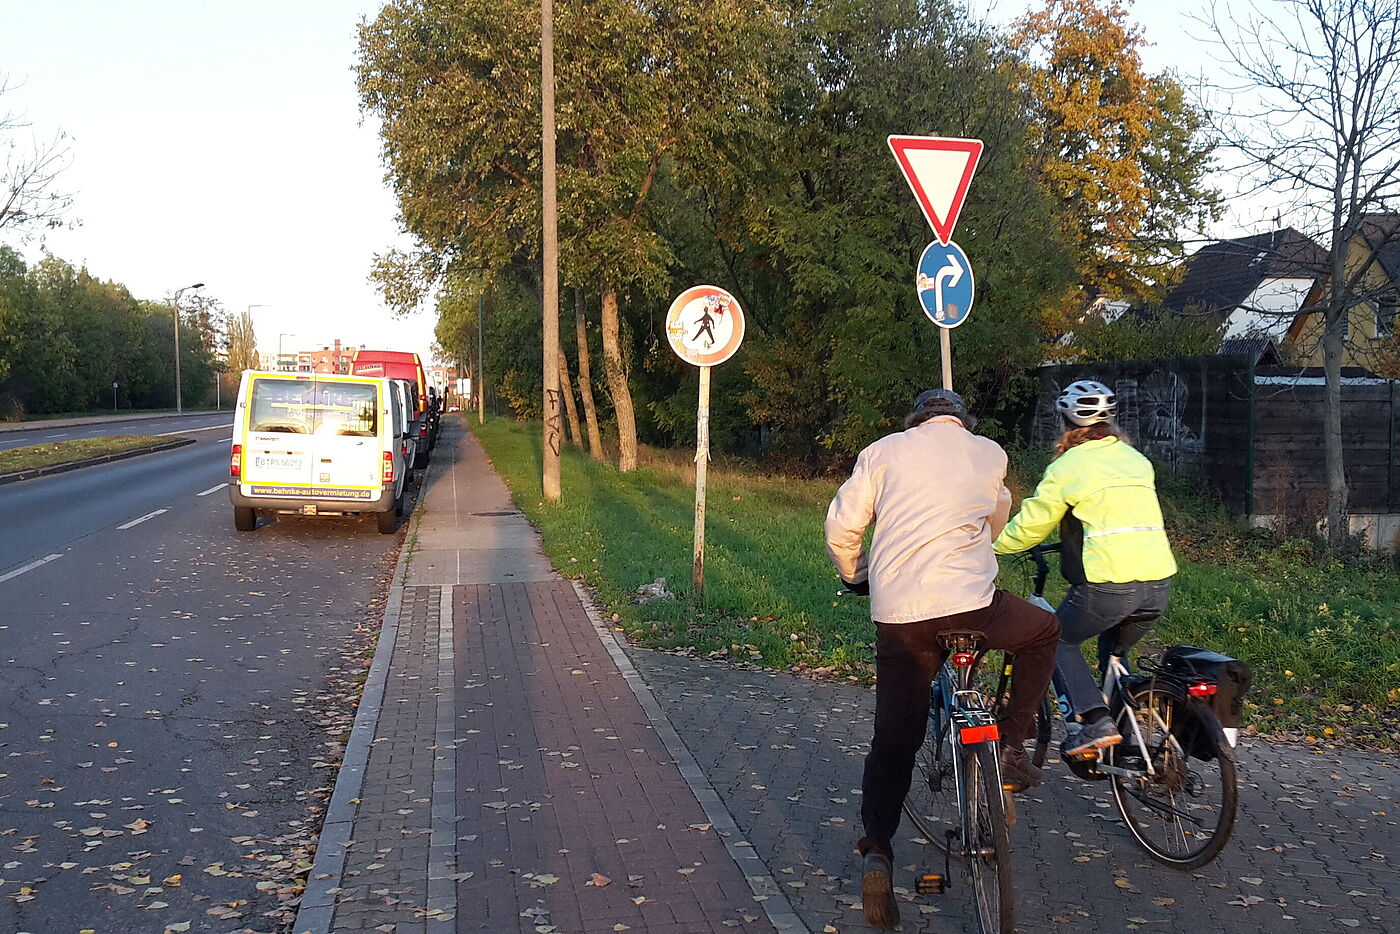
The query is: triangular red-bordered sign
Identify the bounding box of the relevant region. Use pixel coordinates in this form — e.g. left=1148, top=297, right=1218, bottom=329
left=887, top=135, right=983, bottom=246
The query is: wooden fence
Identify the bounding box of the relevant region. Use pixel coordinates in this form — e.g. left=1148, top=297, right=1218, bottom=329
left=1032, top=359, right=1399, bottom=519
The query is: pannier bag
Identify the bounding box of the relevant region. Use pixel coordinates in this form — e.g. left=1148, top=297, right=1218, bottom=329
left=1159, top=645, right=1253, bottom=750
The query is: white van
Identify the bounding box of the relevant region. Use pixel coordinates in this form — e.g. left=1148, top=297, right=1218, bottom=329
left=388, top=378, right=419, bottom=477
left=228, top=371, right=410, bottom=534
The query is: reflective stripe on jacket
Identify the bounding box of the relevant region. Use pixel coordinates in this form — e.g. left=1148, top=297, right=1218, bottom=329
left=825, top=416, right=1013, bottom=623
left=992, top=437, right=1177, bottom=585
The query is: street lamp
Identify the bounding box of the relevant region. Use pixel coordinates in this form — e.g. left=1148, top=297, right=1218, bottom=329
left=172, top=282, right=204, bottom=414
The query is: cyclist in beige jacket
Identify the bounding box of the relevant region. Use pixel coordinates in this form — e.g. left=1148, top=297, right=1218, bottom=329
left=825, top=389, right=1059, bottom=930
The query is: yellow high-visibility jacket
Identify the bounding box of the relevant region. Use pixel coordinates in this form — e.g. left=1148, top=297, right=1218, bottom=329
left=993, top=437, right=1177, bottom=585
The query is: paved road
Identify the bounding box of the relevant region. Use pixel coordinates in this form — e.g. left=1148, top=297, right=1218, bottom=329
left=0, top=428, right=415, bottom=932
left=0, top=412, right=233, bottom=452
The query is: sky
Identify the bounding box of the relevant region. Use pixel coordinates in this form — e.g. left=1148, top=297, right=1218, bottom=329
left=0, top=0, right=432, bottom=361
left=1, top=1, right=1256, bottom=363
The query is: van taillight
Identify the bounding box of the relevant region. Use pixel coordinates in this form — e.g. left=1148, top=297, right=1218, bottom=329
left=230, top=444, right=242, bottom=478
left=383, top=450, right=395, bottom=483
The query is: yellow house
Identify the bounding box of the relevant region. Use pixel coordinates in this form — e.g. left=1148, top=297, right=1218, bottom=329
left=1285, top=215, right=1400, bottom=374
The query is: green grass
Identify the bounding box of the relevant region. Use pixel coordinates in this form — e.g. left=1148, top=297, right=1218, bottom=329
left=0, top=434, right=180, bottom=473
left=472, top=418, right=1400, bottom=748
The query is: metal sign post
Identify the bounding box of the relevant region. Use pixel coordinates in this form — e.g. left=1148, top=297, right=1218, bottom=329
left=693, top=364, right=711, bottom=596
left=665, top=285, right=746, bottom=602
left=888, top=135, right=984, bottom=389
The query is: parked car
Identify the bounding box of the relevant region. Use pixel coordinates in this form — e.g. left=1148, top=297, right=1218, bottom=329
left=228, top=371, right=409, bottom=534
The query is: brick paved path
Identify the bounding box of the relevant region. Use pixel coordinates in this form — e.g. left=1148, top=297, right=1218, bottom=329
left=635, top=652, right=1399, bottom=933
left=300, top=426, right=794, bottom=934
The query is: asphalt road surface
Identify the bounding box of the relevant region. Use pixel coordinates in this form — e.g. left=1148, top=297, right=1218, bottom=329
left=0, top=427, right=412, bottom=932
left=0, top=412, right=234, bottom=452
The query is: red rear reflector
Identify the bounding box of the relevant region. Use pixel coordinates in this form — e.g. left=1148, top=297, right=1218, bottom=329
left=951, top=652, right=976, bottom=667
left=230, top=444, right=242, bottom=478
left=1188, top=682, right=1217, bottom=698
left=960, top=724, right=999, bottom=744
left=382, top=450, right=395, bottom=483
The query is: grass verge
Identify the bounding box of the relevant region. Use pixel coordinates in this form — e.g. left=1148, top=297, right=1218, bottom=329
left=471, top=417, right=1400, bottom=749
left=0, top=435, right=180, bottom=474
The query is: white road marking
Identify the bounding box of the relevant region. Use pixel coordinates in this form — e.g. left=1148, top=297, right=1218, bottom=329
left=157, top=424, right=235, bottom=436
left=197, top=483, right=228, bottom=496
left=0, top=553, right=63, bottom=584
left=117, top=508, right=168, bottom=530
left=44, top=432, right=70, bottom=438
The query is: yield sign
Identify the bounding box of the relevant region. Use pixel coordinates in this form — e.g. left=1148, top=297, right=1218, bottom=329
left=887, top=135, right=983, bottom=246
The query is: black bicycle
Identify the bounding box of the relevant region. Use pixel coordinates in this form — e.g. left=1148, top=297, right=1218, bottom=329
left=900, top=628, right=1015, bottom=934
left=1000, top=545, right=1246, bottom=869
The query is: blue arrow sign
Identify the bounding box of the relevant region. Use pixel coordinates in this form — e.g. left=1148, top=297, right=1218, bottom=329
left=916, top=240, right=974, bottom=329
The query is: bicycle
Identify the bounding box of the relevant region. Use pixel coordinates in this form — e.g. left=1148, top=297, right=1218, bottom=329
left=1001, top=544, right=1244, bottom=870
left=836, top=586, right=1016, bottom=934
left=900, top=628, right=1016, bottom=934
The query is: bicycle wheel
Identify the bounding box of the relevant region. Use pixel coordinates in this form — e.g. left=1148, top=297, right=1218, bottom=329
left=1107, top=680, right=1237, bottom=869
left=904, top=672, right=961, bottom=858
left=965, top=743, right=1014, bottom=934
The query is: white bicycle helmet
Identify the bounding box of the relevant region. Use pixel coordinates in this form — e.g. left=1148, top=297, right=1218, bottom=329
left=1056, top=379, right=1117, bottom=426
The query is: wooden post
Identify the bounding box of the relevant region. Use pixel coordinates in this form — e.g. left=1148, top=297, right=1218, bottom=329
left=692, top=364, right=711, bottom=601
left=540, top=0, right=561, bottom=501
left=939, top=327, right=953, bottom=391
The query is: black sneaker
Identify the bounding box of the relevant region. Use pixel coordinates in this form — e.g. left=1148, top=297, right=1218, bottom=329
left=861, top=852, right=899, bottom=930
left=1064, top=715, right=1122, bottom=757
left=1000, top=744, right=1043, bottom=792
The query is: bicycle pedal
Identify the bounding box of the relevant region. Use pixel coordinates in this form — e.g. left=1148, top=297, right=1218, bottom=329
left=916, top=874, right=947, bottom=895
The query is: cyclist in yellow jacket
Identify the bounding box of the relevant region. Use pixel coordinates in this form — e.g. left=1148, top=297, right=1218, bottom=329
left=993, top=380, right=1177, bottom=755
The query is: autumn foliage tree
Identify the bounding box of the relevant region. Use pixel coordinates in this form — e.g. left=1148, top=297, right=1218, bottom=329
left=1015, top=0, right=1218, bottom=309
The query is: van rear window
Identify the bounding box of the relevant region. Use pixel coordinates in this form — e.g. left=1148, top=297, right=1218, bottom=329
left=249, top=380, right=378, bottom=436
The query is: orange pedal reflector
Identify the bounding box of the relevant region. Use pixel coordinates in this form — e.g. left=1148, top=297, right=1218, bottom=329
left=959, top=724, right=999, bottom=744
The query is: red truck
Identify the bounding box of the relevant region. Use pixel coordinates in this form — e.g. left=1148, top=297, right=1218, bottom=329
left=350, top=349, right=435, bottom=467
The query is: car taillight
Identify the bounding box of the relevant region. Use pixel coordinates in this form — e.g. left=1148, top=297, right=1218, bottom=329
left=383, top=450, right=395, bottom=483
left=230, top=444, right=242, bottom=478
left=1188, top=682, right=1217, bottom=698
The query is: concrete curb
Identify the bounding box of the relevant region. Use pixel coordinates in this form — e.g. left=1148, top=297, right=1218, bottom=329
left=292, top=471, right=425, bottom=934
left=0, top=438, right=197, bottom=485
left=572, top=580, right=812, bottom=934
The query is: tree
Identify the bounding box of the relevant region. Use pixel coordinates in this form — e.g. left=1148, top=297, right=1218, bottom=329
left=357, top=0, right=775, bottom=472
left=1, top=75, right=75, bottom=241
left=700, top=0, right=1077, bottom=460
left=1014, top=0, right=1219, bottom=307
left=225, top=309, right=259, bottom=374
left=1205, top=0, right=1400, bottom=546
left=1069, top=305, right=1225, bottom=362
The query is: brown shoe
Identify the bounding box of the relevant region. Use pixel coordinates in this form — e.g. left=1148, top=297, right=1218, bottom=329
left=861, top=852, right=899, bottom=929
left=1000, top=744, right=1043, bottom=792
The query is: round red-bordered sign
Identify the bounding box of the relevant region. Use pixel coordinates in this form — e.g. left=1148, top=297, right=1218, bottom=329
left=665, top=285, right=746, bottom=367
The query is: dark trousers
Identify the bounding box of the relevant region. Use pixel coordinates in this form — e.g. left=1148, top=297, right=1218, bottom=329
left=858, top=590, right=1060, bottom=859
left=1052, top=580, right=1172, bottom=720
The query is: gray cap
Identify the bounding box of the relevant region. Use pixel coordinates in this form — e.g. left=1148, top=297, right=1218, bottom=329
left=913, top=388, right=967, bottom=415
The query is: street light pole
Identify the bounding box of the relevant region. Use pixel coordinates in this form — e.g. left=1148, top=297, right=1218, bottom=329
left=172, top=282, right=204, bottom=414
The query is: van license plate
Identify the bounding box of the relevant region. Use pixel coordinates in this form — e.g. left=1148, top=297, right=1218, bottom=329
left=255, top=455, right=304, bottom=470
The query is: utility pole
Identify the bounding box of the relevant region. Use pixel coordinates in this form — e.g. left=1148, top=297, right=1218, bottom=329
left=478, top=291, right=486, bottom=426
left=540, top=0, right=561, bottom=501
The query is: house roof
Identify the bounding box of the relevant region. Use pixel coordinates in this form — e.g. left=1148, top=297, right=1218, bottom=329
left=1164, top=228, right=1329, bottom=317
left=1217, top=336, right=1283, bottom=366
left=1359, top=214, right=1400, bottom=288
